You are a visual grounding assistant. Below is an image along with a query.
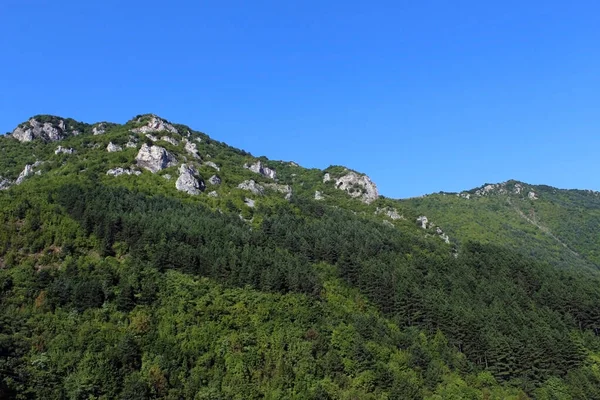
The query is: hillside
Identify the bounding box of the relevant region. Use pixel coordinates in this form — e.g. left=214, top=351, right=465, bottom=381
left=1, top=114, right=600, bottom=399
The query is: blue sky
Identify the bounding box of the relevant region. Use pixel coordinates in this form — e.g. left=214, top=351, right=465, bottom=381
left=1, top=0, right=599, bottom=198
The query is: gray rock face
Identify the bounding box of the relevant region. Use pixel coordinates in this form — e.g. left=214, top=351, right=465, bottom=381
left=131, top=115, right=178, bottom=134
left=184, top=139, right=200, bottom=159
left=238, top=180, right=265, bottom=195
left=264, top=183, right=292, bottom=200
left=176, top=164, right=205, bottom=195
left=106, top=142, right=123, bottom=152
left=55, top=146, right=74, bottom=155
left=528, top=191, right=538, bottom=200
left=11, top=118, right=69, bottom=142
left=315, top=191, right=324, bottom=200
left=334, top=172, right=379, bottom=204
left=208, top=175, right=221, bottom=185
left=106, top=168, right=141, bottom=177
left=92, top=123, right=106, bottom=135
left=244, top=161, right=276, bottom=180
left=204, top=161, right=220, bottom=171
left=135, top=144, right=177, bottom=173
left=323, top=173, right=331, bottom=183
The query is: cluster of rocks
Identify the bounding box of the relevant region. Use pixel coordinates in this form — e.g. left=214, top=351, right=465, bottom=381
left=11, top=118, right=73, bottom=143
left=15, top=161, right=43, bottom=185
left=55, top=146, right=74, bottom=155
left=175, top=164, right=205, bottom=195
left=416, top=216, right=450, bottom=244
left=106, top=168, right=142, bottom=177
left=131, top=115, right=178, bottom=135
left=244, top=161, right=276, bottom=180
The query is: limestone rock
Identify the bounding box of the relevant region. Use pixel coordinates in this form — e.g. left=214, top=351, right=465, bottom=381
left=106, top=142, right=123, bottom=152
left=163, top=174, right=172, bottom=180
left=204, top=161, right=220, bottom=171
left=125, top=141, right=138, bottom=148
left=208, top=175, right=221, bottom=185
left=16, top=164, right=37, bottom=185
left=528, top=191, right=538, bottom=200
left=334, top=172, right=379, bottom=204
left=376, top=207, right=404, bottom=220
left=244, top=161, right=276, bottom=180
left=131, top=115, right=178, bottom=134
left=11, top=118, right=70, bottom=142
left=208, top=191, right=218, bottom=197
left=323, top=173, right=331, bottom=183
left=238, top=180, right=265, bottom=195
left=55, top=146, right=74, bottom=155
left=135, top=144, right=177, bottom=173
left=106, top=168, right=141, bottom=177
left=315, top=191, right=324, bottom=200
left=145, top=134, right=159, bottom=142
left=244, top=198, right=256, bottom=208
left=176, top=164, right=205, bottom=195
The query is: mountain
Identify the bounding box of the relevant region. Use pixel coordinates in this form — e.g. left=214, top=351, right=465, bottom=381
left=1, top=114, right=600, bottom=399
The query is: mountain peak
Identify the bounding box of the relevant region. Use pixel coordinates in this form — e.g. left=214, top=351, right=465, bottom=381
left=10, top=115, right=87, bottom=143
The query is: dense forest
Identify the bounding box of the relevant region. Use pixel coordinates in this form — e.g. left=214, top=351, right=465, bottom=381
left=2, top=115, right=600, bottom=399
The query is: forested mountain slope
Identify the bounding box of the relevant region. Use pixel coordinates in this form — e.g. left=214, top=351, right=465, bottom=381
left=1, top=114, right=600, bottom=399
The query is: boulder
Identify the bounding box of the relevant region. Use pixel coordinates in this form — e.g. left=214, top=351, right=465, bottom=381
left=135, top=144, right=177, bottom=173
left=106, top=142, right=123, bottom=152
left=92, top=123, right=106, bottom=135
left=244, top=161, right=276, bottom=180
left=208, top=175, right=221, bottom=185
left=323, top=173, right=331, bottom=183
left=417, top=216, right=429, bottom=229
left=207, top=191, right=218, bottom=197
left=244, top=198, right=256, bottom=208
left=176, top=164, right=205, bottom=195
left=184, top=139, right=200, bottom=159
left=315, top=191, right=324, bottom=200
left=0, top=178, right=12, bottom=190
left=238, top=180, right=265, bottom=195
left=334, top=171, right=379, bottom=204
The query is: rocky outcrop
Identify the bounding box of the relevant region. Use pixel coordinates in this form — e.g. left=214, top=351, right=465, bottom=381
left=204, top=161, right=220, bottom=171
left=528, top=191, right=538, bottom=200
left=11, top=118, right=71, bottom=142
left=323, top=173, right=331, bottom=183
left=417, top=216, right=429, bottom=229
left=106, top=142, right=122, bottom=152
left=184, top=140, right=200, bottom=159
left=135, top=144, right=177, bottom=173
left=92, top=123, right=107, bottom=135
left=161, top=136, right=179, bottom=146
left=0, top=178, right=12, bottom=190
left=208, top=175, right=221, bottom=185
left=244, top=161, right=276, bottom=180
left=315, top=191, right=324, bottom=200
left=131, top=115, right=178, bottom=134
left=334, top=172, right=379, bottom=204
left=55, top=146, right=74, bottom=155
left=106, top=168, right=141, bottom=177
left=244, top=198, right=256, bottom=208
left=125, top=141, right=137, bottom=148
left=376, top=207, right=404, bottom=220
left=264, top=183, right=292, bottom=200
left=176, top=164, right=205, bottom=195
left=238, top=180, right=265, bottom=195
left=15, top=162, right=42, bottom=185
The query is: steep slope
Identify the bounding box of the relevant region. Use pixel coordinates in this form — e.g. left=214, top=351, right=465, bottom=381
left=1, top=114, right=600, bottom=399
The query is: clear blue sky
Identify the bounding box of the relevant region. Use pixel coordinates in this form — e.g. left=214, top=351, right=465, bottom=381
left=1, top=1, right=599, bottom=198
